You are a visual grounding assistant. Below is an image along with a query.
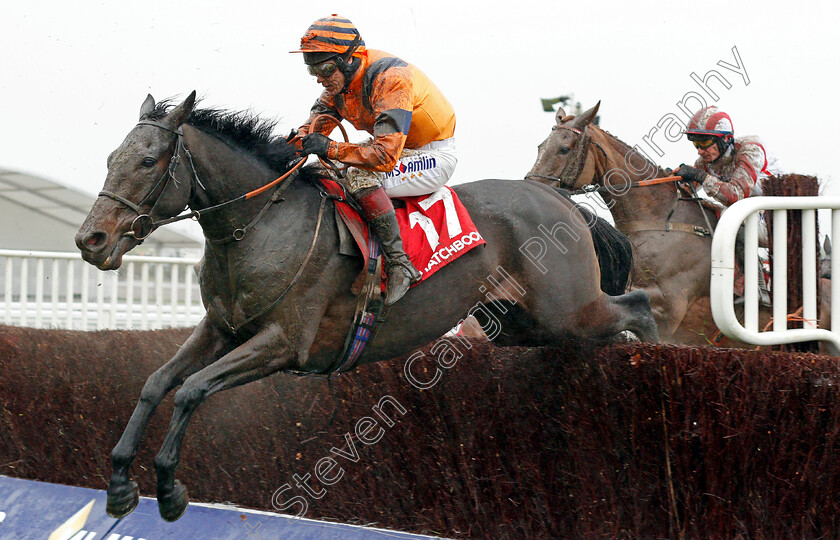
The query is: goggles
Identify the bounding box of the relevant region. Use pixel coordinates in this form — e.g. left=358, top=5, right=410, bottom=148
left=307, top=61, right=338, bottom=78
left=691, top=138, right=716, bottom=149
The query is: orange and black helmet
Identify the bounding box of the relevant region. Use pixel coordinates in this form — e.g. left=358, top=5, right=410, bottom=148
left=292, top=15, right=366, bottom=65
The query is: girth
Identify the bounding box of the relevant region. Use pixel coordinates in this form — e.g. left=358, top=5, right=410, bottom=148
left=620, top=221, right=711, bottom=237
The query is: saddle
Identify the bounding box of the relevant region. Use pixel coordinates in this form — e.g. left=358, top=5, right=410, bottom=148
left=320, top=179, right=486, bottom=295
left=315, top=178, right=486, bottom=374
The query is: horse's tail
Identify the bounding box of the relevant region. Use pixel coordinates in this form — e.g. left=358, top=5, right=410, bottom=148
left=587, top=211, right=633, bottom=295
left=553, top=188, right=632, bottom=295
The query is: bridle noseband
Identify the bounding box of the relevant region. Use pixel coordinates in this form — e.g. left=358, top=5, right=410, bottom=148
left=526, top=125, right=597, bottom=188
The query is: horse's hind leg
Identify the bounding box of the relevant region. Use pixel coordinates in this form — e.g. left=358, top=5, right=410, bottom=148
left=106, top=321, right=234, bottom=518
left=574, top=289, right=659, bottom=343
left=613, top=289, right=659, bottom=342
left=153, top=324, right=294, bottom=521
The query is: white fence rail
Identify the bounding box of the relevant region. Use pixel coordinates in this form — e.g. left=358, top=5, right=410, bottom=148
left=0, top=249, right=204, bottom=331
left=710, top=196, right=838, bottom=355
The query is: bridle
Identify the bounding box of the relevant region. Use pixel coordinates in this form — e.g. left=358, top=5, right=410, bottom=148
left=525, top=123, right=715, bottom=237
left=98, top=120, right=191, bottom=240
left=101, top=118, right=351, bottom=335
left=98, top=120, right=305, bottom=242
left=525, top=125, right=595, bottom=187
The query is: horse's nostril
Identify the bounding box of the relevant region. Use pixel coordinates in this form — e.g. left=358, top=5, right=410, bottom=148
left=76, top=231, right=107, bottom=252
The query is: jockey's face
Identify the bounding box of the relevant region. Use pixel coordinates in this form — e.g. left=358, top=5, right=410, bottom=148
left=315, top=63, right=345, bottom=98
left=697, top=142, right=721, bottom=163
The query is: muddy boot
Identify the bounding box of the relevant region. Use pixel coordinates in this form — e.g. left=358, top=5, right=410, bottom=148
left=734, top=227, right=746, bottom=303
left=733, top=266, right=746, bottom=303
left=356, top=187, right=421, bottom=305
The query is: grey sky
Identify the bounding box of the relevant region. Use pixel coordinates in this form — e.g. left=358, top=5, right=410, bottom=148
left=3, top=0, right=839, bottom=207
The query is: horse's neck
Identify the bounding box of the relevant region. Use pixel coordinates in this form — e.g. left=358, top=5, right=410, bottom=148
left=587, top=128, right=684, bottom=225
left=183, top=126, right=308, bottom=240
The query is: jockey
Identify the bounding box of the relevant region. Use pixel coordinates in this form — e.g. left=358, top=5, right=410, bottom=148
left=675, top=106, right=783, bottom=301
left=291, top=14, right=458, bottom=306
left=674, top=106, right=782, bottom=206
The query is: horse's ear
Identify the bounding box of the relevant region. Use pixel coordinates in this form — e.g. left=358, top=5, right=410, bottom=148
left=573, top=101, right=601, bottom=129
left=166, top=90, right=197, bottom=128
left=555, top=106, right=567, bottom=125
left=824, top=236, right=832, bottom=256
left=139, top=94, right=156, bottom=120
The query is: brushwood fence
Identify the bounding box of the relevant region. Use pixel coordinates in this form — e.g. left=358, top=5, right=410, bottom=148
left=2, top=325, right=839, bottom=538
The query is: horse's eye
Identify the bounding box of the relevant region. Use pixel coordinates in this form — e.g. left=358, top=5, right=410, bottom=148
left=558, top=147, right=571, bottom=155
left=141, top=157, right=157, bottom=168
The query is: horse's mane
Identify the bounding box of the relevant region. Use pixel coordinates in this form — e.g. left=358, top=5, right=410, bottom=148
left=146, top=99, right=297, bottom=173
left=595, top=126, right=667, bottom=176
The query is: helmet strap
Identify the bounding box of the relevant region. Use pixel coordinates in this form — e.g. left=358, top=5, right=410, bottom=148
left=715, top=135, right=734, bottom=159
left=340, top=33, right=362, bottom=64
left=335, top=33, right=363, bottom=94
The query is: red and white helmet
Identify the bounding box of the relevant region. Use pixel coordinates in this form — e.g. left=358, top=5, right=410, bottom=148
left=685, top=106, right=734, bottom=157
left=686, top=106, right=733, bottom=137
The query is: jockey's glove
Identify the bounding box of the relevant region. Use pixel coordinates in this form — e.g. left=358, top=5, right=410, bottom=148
left=674, top=164, right=708, bottom=184
left=301, top=133, right=332, bottom=159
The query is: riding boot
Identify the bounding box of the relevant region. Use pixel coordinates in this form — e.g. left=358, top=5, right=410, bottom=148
left=355, top=187, right=421, bottom=306
left=734, top=225, right=746, bottom=301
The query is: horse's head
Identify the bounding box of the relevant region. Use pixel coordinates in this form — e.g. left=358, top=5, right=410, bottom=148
left=76, top=92, right=197, bottom=270
left=526, top=101, right=601, bottom=190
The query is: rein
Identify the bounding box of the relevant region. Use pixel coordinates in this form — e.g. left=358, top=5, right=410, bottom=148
left=204, top=193, right=330, bottom=335
left=104, top=117, right=361, bottom=341
left=564, top=174, right=686, bottom=195
left=98, top=120, right=305, bottom=242
left=526, top=125, right=714, bottom=237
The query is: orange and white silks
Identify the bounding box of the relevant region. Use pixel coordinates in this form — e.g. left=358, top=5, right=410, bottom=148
left=299, top=49, right=456, bottom=173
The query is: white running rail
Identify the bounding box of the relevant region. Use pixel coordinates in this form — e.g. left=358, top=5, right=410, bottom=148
left=0, top=249, right=204, bottom=331
left=710, top=196, right=839, bottom=355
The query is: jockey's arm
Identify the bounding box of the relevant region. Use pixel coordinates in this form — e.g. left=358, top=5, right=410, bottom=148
left=702, top=155, right=760, bottom=206
left=326, top=114, right=408, bottom=172
left=328, top=71, right=414, bottom=172
left=298, top=96, right=342, bottom=139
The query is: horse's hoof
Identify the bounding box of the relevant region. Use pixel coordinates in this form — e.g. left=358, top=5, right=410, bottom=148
left=158, top=480, right=189, bottom=522
left=106, top=480, right=139, bottom=518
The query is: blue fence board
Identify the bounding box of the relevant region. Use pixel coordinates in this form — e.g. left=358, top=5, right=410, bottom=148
left=0, top=476, right=442, bottom=539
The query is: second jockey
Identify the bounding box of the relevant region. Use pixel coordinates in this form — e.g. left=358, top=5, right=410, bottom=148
left=674, top=106, right=782, bottom=207
left=675, top=106, right=784, bottom=301
left=291, top=14, right=458, bottom=306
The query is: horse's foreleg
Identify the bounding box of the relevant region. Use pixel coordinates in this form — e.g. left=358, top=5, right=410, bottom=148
left=106, top=320, right=233, bottom=518
left=152, top=324, right=294, bottom=521
left=640, top=284, right=689, bottom=344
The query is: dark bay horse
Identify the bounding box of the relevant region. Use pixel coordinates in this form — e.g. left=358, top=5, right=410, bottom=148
left=526, top=101, right=764, bottom=345
left=75, top=92, right=658, bottom=521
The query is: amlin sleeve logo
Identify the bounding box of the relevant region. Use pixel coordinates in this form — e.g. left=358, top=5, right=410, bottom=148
left=385, top=156, right=437, bottom=179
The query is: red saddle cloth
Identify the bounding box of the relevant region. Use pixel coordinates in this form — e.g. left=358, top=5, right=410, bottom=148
left=320, top=179, right=485, bottom=284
